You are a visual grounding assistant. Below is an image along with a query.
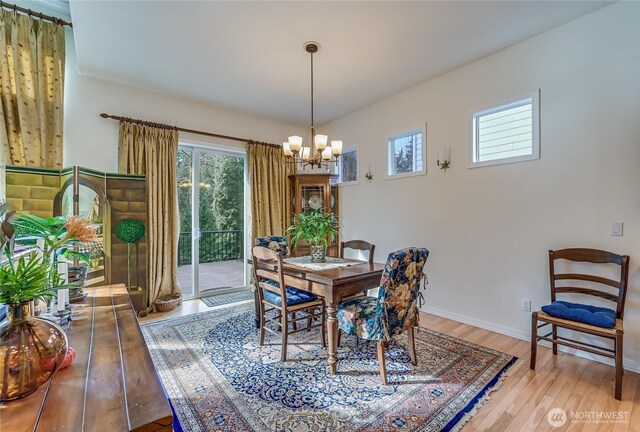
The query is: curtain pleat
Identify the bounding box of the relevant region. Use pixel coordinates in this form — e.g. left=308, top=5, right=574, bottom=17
left=118, top=122, right=180, bottom=307
left=0, top=10, right=65, bottom=168
left=247, top=143, right=294, bottom=245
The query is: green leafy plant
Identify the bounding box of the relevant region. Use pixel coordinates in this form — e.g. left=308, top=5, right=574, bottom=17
left=11, top=214, right=95, bottom=264
left=287, top=209, right=339, bottom=248
left=0, top=206, right=97, bottom=305
left=0, top=255, right=64, bottom=304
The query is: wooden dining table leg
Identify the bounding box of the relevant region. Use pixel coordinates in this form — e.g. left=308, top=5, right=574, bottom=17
left=327, top=302, right=339, bottom=375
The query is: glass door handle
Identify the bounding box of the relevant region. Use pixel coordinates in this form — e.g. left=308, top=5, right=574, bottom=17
left=195, top=228, right=201, bottom=240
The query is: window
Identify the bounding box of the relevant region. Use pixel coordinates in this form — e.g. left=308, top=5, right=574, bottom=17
left=387, top=129, right=425, bottom=178
left=338, top=148, right=358, bottom=184
left=470, top=90, right=539, bottom=168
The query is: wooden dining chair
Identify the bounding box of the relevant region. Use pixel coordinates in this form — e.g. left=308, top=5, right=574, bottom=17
left=251, top=246, right=326, bottom=362
left=340, top=240, right=375, bottom=263
left=530, top=248, right=630, bottom=400
left=336, top=247, right=429, bottom=384
left=337, top=241, right=377, bottom=347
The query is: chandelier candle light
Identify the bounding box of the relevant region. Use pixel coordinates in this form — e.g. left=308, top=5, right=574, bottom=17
left=283, top=42, right=343, bottom=170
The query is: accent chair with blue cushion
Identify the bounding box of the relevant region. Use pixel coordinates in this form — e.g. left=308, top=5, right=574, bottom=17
left=252, top=236, right=289, bottom=327
left=251, top=246, right=326, bottom=362
left=530, top=248, right=630, bottom=400
left=336, top=247, right=429, bottom=384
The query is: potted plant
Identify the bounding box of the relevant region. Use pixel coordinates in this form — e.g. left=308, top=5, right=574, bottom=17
left=0, top=205, right=96, bottom=401
left=287, top=209, right=339, bottom=263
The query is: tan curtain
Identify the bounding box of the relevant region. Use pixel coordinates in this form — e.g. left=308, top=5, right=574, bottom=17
left=247, top=142, right=294, bottom=244
left=0, top=10, right=65, bottom=168
left=118, top=121, right=180, bottom=306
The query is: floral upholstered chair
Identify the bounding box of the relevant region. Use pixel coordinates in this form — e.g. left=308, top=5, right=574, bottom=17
left=336, top=247, right=429, bottom=384
left=255, top=235, right=289, bottom=255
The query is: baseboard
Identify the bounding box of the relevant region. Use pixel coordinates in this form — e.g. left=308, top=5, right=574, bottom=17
left=421, top=305, right=640, bottom=374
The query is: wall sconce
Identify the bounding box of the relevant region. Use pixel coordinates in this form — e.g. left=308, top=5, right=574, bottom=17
left=437, top=147, right=451, bottom=172
left=365, top=163, right=373, bottom=182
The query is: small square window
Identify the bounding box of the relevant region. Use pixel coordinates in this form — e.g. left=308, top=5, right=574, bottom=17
left=470, top=90, right=539, bottom=168
left=338, top=148, right=358, bottom=184
left=387, top=130, right=425, bottom=178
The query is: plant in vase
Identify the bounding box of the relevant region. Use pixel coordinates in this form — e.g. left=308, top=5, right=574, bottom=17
left=287, top=209, right=340, bottom=263
left=0, top=207, right=97, bottom=401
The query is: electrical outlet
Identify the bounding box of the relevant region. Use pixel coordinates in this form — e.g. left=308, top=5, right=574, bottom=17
left=611, top=222, right=623, bottom=236
left=521, top=299, right=531, bottom=312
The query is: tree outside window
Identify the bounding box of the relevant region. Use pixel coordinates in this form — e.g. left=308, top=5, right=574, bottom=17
left=388, top=131, right=424, bottom=177
left=340, top=149, right=357, bottom=183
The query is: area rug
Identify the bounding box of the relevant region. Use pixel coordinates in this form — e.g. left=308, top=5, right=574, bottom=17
left=142, top=304, right=517, bottom=432
left=200, top=290, right=254, bottom=308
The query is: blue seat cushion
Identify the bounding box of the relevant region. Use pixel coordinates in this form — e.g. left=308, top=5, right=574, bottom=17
left=541, top=301, right=616, bottom=329
left=263, top=284, right=318, bottom=307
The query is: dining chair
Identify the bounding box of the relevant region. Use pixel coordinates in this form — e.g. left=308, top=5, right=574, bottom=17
left=254, top=235, right=306, bottom=329
left=530, top=248, right=630, bottom=400
left=251, top=246, right=326, bottom=361
left=340, top=240, right=375, bottom=263
left=336, top=247, right=429, bottom=384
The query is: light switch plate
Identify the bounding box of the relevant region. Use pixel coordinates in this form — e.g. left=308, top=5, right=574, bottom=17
left=611, top=222, right=623, bottom=236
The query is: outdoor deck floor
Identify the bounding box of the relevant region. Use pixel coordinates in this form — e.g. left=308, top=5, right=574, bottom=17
left=177, top=260, right=245, bottom=297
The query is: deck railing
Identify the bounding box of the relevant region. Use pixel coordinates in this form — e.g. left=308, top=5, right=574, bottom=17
left=178, top=230, right=243, bottom=266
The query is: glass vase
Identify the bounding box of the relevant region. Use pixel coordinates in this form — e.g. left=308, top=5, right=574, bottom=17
left=0, top=301, right=68, bottom=401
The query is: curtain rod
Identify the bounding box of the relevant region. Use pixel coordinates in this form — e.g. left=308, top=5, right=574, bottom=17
left=0, top=1, right=72, bottom=27
left=99, top=113, right=280, bottom=148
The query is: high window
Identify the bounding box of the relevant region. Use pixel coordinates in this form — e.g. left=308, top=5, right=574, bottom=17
left=387, top=130, right=425, bottom=178
left=338, top=148, right=358, bottom=184
left=470, top=90, right=540, bottom=168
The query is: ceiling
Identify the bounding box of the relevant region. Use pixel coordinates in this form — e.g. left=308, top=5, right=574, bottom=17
left=68, top=1, right=612, bottom=126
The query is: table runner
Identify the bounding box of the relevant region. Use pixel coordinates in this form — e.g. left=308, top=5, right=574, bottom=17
left=283, top=256, right=361, bottom=271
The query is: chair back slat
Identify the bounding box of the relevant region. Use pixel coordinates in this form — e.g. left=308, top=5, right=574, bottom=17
left=549, top=248, right=630, bottom=319
left=554, top=287, right=619, bottom=302
left=252, top=246, right=288, bottom=310
left=378, top=247, right=429, bottom=336
left=258, top=280, right=282, bottom=296
left=340, top=240, right=375, bottom=263
left=552, top=248, right=626, bottom=265
left=555, top=273, right=620, bottom=288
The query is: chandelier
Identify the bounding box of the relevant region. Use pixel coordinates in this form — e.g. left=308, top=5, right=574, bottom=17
left=283, top=42, right=343, bottom=169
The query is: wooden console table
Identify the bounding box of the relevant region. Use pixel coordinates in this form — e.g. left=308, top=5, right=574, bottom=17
left=0, top=284, right=173, bottom=432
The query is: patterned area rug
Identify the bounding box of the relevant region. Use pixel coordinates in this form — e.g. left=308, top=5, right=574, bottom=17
left=142, top=305, right=516, bottom=432
left=200, top=290, right=254, bottom=307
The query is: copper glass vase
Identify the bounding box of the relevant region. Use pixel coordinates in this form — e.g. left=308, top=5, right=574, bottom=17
left=0, top=302, right=68, bottom=401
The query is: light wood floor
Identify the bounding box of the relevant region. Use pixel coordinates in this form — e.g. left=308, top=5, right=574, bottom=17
left=139, top=300, right=639, bottom=431
left=420, top=311, right=639, bottom=432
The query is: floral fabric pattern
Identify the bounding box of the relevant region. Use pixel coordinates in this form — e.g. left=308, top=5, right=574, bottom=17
left=337, top=247, right=429, bottom=341
left=255, top=235, right=289, bottom=255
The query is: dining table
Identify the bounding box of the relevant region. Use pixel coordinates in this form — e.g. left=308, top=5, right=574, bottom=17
left=251, top=255, right=385, bottom=375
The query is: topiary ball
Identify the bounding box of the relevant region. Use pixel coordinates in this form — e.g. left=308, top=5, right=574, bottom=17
left=115, top=219, right=145, bottom=244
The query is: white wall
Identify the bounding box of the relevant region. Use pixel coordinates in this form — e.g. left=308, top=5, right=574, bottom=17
left=63, top=30, right=303, bottom=172
left=326, top=2, right=640, bottom=369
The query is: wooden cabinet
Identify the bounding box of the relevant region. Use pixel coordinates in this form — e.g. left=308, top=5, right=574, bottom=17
left=289, top=173, right=339, bottom=256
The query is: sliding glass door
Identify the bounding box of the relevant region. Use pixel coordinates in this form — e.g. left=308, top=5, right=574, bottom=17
left=176, top=145, right=246, bottom=298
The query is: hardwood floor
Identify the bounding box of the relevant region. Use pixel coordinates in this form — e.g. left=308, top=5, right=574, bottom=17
left=139, top=302, right=639, bottom=431
left=419, top=312, right=639, bottom=432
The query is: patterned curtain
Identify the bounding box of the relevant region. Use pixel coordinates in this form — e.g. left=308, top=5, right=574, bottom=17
left=118, top=121, right=181, bottom=307
left=0, top=10, right=65, bottom=168
left=247, top=142, right=294, bottom=245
